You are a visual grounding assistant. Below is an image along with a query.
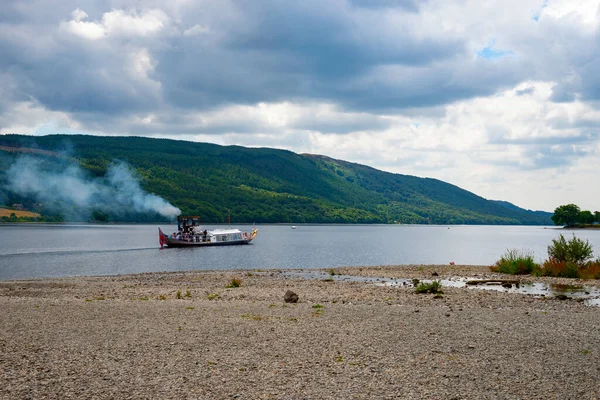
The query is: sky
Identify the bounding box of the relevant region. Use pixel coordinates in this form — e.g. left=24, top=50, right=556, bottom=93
left=1, top=0, right=599, bottom=212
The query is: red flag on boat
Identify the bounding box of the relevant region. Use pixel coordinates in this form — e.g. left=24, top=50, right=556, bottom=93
left=158, top=227, right=166, bottom=248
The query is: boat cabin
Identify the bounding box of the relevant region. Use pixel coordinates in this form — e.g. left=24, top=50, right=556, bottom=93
left=178, top=215, right=201, bottom=233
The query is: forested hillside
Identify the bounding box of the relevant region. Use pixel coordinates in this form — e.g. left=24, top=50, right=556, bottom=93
left=0, top=134, right=552, bottom=224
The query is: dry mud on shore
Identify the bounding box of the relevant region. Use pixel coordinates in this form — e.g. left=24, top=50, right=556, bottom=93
left=1, top=265, right=600, bottom=399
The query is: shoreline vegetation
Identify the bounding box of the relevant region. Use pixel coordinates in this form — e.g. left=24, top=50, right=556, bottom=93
left=3, top=218, right=600, bottom=228
left=492, top=234, right=600, bottom=279
left=563, top=224, right=600, bottom=229
left=2, top=265, right=600, bottom=399
left=552, top=204, right=600, bottom=228
left=4, top=201, right=598, bottom=228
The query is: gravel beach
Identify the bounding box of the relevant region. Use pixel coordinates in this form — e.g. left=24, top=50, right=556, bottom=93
left=1, top=265, right=599, bottom=399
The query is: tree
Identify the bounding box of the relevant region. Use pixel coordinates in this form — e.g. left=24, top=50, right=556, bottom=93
left=551, top=204, right=580, bottom=227
left=91, top=210, right=109, bottom=222
left=578, top=210, right=595, bottom=225
left=595, top=211, right=600, bottom=223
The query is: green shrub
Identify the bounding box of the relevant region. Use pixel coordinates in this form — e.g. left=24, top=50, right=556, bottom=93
left=537, top=259, right=600, bottom=279
left=490, top=249, right=538, bottom=275
left=415, top=280, right=443, bottom=294
left=580, top=261, right=600, bottom=279
left=548, top=234, right=594, bottom=266
left=536, top=259, right=579, bottom=278
left=226, top=278, right=242, bottom=288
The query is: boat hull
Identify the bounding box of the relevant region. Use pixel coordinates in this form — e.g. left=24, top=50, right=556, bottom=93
left=164, top=238, right=253, bottom=248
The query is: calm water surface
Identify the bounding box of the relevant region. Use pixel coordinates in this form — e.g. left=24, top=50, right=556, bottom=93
left=1, top=224, right=599, bottom=280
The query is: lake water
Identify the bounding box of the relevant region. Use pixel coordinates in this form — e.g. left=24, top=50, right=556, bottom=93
left=1, top=224, right=599, bottom=280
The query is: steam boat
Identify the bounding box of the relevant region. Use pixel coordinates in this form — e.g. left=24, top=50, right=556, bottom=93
left=159, top=216, right=258, bottom=248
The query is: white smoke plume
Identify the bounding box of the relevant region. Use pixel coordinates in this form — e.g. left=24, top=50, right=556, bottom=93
left=4, top=156, right=181, bottom=220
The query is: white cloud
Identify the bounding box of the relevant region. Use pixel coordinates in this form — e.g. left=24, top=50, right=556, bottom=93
left=60, top=9, right=106, bottom=40
left=127, top=48, right=162, bottom=95
left=183, top=24, right=210, bottom=36
left=543, top=0, right=600, bottom=26
left=71, top=8, right=88, bottom=23
left=102, top=9, right=169, bottom=37
left=0, top=101, right=82, bottom=135
left=60, top=8, right=170, bottom=40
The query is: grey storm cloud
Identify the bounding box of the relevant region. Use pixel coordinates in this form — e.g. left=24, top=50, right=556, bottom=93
left=550, top=55, right=600, bottom=103
left=0, top=0, right=599, bottom=139
left=348, top=0, right=423, bottom=12
left=515, top=86, right=535, bottom=96
left=156, top=0, right=472, bottom=113
left=484, top=125, right=597, bottom=170
left=0, top=0, right=517, bottom=128
left=541, top=21, right=600, bottom=103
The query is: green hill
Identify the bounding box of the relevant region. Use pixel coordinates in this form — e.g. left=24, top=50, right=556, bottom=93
left=0, top=134, right=551, bottom=224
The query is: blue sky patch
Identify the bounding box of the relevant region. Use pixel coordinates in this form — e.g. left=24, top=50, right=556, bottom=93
left=477, top=40, right=513, bottom=60
left=532, top=0, right=548, bottom=21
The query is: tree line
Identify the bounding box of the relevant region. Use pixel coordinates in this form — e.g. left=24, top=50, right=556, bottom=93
left=551, top=204, right=600, bottom=227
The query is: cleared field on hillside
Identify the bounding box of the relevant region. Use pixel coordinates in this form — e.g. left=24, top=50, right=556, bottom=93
left=0, top=145, right=60, bottom=157
left=0, top=208, right=41, bottom=218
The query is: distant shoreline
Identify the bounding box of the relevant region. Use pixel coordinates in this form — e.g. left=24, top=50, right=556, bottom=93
left=0, top=221, right=556, bottom=226
left=562, top=225, right=600, bottom=229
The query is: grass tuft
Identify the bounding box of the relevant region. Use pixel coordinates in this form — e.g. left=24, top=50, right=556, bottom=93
left=226, top=278, right=242, bottom=288
left=490, top=249, right=538, bottom=275
left=415, top=280, right=443, bottom=294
